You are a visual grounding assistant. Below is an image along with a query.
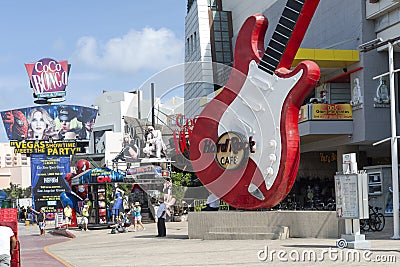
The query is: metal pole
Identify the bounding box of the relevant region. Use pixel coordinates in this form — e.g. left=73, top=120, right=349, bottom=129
left=137, top=90, right=141, bottom=120
left=151, top=83, right=155, bottom=127
left=388, top=42, right=400, bottom=239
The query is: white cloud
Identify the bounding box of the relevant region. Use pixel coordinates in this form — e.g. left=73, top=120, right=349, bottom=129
left=74, top=27, right=184, bottom=75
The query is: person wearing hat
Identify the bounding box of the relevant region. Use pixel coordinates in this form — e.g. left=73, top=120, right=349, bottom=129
left=55, top=105, right=81, bottom=140
left=143, top=125, right=167, bottom=158
left=29, top=207, right=46, bottom=236
left=77, top=108, right=97, bottom=140
left=129, top=201, right=145, bottom=232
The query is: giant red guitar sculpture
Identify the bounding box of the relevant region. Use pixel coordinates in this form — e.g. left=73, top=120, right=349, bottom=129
left=190, top=0, right=321, bottom=209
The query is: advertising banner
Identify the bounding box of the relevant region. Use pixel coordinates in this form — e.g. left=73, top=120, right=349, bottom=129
left=9, top=140, right=82, bottom=156
left=31, top=154, right=71, bottom=215
left=1, top=104, right=97, bottom=141
left=311, top=104, right=352, bottom=120
left=71, top=168, right=125, bottom=185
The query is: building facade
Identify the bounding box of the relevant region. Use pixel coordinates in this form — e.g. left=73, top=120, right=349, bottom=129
left=0, top=143, right=30, bottom=189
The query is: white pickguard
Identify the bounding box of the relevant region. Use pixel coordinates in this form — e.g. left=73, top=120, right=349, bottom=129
left=218, top=60, right=303, bottom=193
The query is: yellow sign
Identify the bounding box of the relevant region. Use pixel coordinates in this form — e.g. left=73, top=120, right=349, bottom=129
left=311, top=104, right=352, bottom=120
left=10, top=140, right=81, bottom=156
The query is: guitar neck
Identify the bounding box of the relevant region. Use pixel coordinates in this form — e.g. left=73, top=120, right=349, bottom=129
left=259, top=0, right=319, bottom=74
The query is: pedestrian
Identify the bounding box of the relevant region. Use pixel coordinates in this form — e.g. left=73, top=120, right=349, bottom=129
left=112, top=183, right=124, bottom=223
left=30, top=207, right=46, bottom=236
left=156, top=199, right=167, bottom=237
left=0, top=225, right=17, bottom=267
left=202, top=193, right=220, bottom=211
left=163, top=177, right=172, bottom=202
left=81, top=204, right=90, bottom=231
left=63, top=204, right=72, bottom=230
left=131, top=202, right=145, bottom=231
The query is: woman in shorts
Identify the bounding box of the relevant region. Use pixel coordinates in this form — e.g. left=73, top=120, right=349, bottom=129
left=131, top=202, right=145, bottom=231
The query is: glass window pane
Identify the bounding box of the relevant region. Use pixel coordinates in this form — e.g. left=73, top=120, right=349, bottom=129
left=223, top=41, right=231, bottom=50
left=221, top=22, right=229, bottom=31
left=221, top=12, right=228, bottom=22
left=216, top=52, right=223, bottom=62
left=221, top=31, right=229, bottom=40
left=213, top=22, right=221, bottom=31
left=214, top=41, right=223, bottom=51
left=214, top=32, right=222, bottom=41
left=224, top=52, right=232, bottom=63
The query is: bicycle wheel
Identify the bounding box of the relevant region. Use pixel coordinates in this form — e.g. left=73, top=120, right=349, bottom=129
left=360, top=219, right=369, bottom=231
left=371, top=213, right=385, bottom=231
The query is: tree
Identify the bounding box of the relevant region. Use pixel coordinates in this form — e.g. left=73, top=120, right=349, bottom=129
left=3, top=183, right=22, bottom=199
left=170, top=172, right=191, bottom=216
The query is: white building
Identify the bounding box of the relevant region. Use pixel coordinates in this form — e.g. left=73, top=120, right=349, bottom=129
left=0, top=143, right=30, bottom=189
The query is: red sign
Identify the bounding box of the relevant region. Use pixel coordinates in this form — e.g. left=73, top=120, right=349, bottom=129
left=25, top=58, right=69, bottom=99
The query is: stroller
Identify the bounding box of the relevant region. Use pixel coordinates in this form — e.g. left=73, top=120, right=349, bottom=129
left=110, top=212, right=131, bottom=234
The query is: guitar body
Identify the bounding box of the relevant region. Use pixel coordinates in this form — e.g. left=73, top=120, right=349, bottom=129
left=190, top=1, right=320, bottom=209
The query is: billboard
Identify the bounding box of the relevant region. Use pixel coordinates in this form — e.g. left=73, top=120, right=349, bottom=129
left=31, top=154, right=71, bottom=213
left=71, top=167, right=125, bottom=185
left=25, top=58, right=69, bottom=100
left=1, top=105, right=97, bottom=141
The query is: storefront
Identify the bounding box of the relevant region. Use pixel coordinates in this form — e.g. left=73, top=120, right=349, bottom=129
left=71, top=167, right=125, bottom=226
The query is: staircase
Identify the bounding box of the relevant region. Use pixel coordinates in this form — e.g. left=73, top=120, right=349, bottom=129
left=140, top=207, right=155, bottom=223
left=205, top=226, right=289, bottom=240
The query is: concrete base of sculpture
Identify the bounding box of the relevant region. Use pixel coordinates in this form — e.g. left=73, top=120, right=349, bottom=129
left=189, top=211, right=342, bottom=240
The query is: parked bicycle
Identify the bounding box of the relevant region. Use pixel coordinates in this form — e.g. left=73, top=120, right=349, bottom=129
left=360, top=205, right=385, bottom=232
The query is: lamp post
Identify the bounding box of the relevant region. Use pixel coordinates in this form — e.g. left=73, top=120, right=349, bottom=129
left=360, top=36, right=400, bottom=239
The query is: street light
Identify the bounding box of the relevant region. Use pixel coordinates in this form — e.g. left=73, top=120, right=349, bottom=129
left=360, top=37, right=400, bottom=239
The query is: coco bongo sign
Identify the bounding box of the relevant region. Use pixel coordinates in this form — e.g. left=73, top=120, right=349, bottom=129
left=25, top=58, right=69, bottom=99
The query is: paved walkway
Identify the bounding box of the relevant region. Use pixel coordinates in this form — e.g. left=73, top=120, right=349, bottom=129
left=17, top=219, right=400, bottom=267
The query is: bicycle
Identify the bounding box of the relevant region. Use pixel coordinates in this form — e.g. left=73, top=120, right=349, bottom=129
left=360, top=205, right=385, bottom=232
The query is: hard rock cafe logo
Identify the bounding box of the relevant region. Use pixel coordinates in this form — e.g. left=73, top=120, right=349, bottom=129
left=203, top=131, right=250, bottom=170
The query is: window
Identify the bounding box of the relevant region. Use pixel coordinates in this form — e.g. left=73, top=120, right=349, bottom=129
left=368, top=172, right=382, bottom=195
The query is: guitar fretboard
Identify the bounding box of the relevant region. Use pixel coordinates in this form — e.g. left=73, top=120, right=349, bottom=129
left=259, top=0, right=305, bottom=75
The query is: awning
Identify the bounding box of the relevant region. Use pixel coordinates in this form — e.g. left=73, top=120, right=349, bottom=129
left=71, top=167, right=125, bottom=185
left=293, top=48, right=359, bottom=68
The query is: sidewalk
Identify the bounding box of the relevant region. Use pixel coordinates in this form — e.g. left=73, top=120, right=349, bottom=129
left=37, top=220, right=399, bottom=267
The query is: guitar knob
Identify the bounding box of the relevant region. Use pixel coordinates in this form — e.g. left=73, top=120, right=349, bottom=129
left=268, top=154, right=277, bottom=163
left=265, top=167, right=274, bottom=177
left=268, top=140, right=277, bottom=149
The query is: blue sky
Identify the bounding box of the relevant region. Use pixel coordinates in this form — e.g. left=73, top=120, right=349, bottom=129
left=0, top=1, right=186, bottom=141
